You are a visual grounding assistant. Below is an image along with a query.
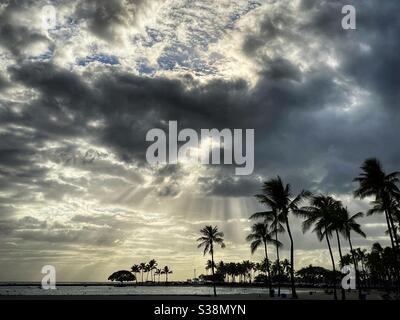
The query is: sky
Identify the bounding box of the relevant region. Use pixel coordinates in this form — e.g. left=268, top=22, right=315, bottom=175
left=0, top=0, right=400, bottom=282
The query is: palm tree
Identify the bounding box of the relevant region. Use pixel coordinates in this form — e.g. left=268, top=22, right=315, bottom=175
left=368, top=197, right=400, bottom=245
left=253, top=177, right=309, bottom=298
left=281, top=259, right=291, bottom=278
left=148, top=259, right=158, bottom=282
left=330, top=204, right=349, bottom=300
left=354, top=158, right=400, bottom=250
left=250, top=207, right=285, bottom=296
left=338, top=207, right=366, bottom=299
left=216, top=261, right=228, bottom=282
left=155, top=268, right=162, bottom=283
left=246, top=221, right=281, bottom=296
left=298, top=194, right=340, bottom=300
left=354, top=158, right=400, bottom=292
left=205, top=260, right=216, bottom=275
left=197, top=225, right=225, bottom=297
left=131, top=264, right=140, bottom=284
left=161, top=266, right=172, bottom=283
left=139, top=262, right=146, bottom=283
left=145, top=263, right=151, bottom=282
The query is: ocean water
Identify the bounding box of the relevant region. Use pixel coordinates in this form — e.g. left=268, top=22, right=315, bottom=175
left=0, top=285, right=320, bottom=296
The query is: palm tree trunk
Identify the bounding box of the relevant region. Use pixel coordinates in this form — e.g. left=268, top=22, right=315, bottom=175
left=275, top=226, right=281, bottom=296
left=348, top=236, right=362, bottom=299
left=387, top=209, right=400, bottom=249
left=211, top=244, right=217, bottom=297
left=385, top=209, right=400, bottom=293
left=336, top=231, right=346, bottom=300
left=264, top=241, right=273, bottom=297
left=285, top=216, right=297, bottom=299
left=326, top=233, right=338, bottom=300
left=385, top=210, right=396, bottom=249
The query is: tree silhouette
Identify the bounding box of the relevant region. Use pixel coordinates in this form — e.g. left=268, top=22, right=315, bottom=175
left=298, top=194, right=341, bottom=300
left=197, top=225, right=225, bottom=297
left=108, top=270, right=135, bottom=283
left=139, top=262, right=146, bottom=283
left=131, top=264, right=140, bottom=284
left=148, top=259, right=158, bottom=282
left=161, top=266, right=173, bottom=283
left=246, top=221, right=281, bottom=296
left=250, top=207, right=285, bottom=295
left=252, top=177, right=309, bottom=298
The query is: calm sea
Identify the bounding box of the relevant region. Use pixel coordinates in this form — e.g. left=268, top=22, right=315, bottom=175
left=0, top=284, right=321, bottom=296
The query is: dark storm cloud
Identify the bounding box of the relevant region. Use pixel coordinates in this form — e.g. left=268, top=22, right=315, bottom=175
left=1, top=0, right=400, bottom=202
left=301, top=0, right=400, bottom=110
left=5, top=54, right=343, bottom=198
left=237, top=0, right=400, bottom=195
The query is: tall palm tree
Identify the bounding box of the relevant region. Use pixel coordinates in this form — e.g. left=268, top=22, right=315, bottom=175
left=330, top=204, right=348, bottom=300
left=131, top=264, right=140, bottom=284
left=368, top=197, right=400, bottom=245
left=250, top=207, right=285, bottom=296
left=354, top=158, right=400, bottom=250
left=253, top=177, right=309, bottom=298
left=338, top=207, right=366, bottom=299
left=145, top=263, right=151, bottom=282
left=148, top=259, right=158, bottom=282
left=161, top=266, right=172, bottom=283
left=298, top=194, right=340, bottom=300
left=197, top=225, right=225, bottom=297
left=139, top=262, right=146, bottom=283
left=246, top=221, right=281, bottom=296
left=354, top=158, right=400, bottom=292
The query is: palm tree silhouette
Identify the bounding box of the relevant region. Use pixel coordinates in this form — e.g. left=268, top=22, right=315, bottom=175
left=338, top=207, right=366, bottom=299
left=250, top=207, right=285, bottom=295
left=354, top=158, right=400, bottom=250
left=161, top=266, right=172, bottom=283
left=246, top=221, right=281, bottom=296
left=148, top=259, right=158, bottom=282
left=354, top=158, right=400, bottom=292
left=281, top=259, right=291, bottom=277
left=298, top=194, right=340, bottom=300
left=155, top=268, right=162, bottom=283
left=205, top=260, right=216, bottom=275
left=139, top=262, right=146, bottom=283
left=252, top=177, right=309, bottom=298
left=131, top=264, right=140, bottom=284
left=197, top=225, right=225, bottom=297
left=330, top=204, right=348, bottom=300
